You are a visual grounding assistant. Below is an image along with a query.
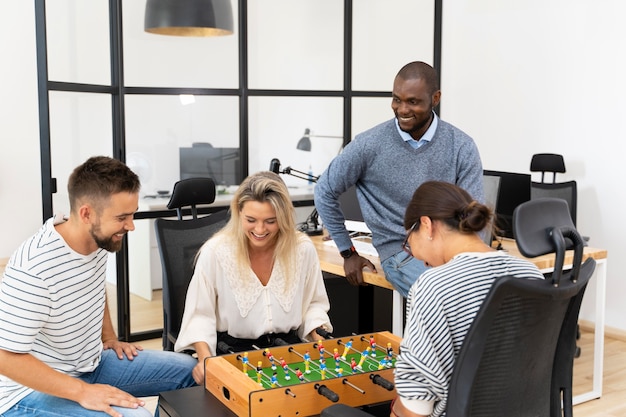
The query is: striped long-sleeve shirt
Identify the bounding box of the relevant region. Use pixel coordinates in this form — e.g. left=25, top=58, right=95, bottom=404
left=394, top=251, right=544, bottom=416
left=0, top=216, right=107, bottom=414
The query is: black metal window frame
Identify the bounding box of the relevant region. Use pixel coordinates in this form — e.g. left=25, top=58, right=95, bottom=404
left=35, top=0, right=442, bottom=342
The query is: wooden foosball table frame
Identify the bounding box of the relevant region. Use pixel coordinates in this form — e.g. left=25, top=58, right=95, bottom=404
left=204, top=331, right=401, bottom=417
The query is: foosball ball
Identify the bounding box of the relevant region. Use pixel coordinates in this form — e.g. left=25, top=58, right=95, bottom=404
left=204, top=331, right=401, bottom=417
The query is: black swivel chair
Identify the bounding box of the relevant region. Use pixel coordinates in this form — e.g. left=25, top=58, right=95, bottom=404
left=530, top=153, right=586, bottom=356
left=154, top=177, right=230, bottom=351
left=321, top=198, right=595, bottom=417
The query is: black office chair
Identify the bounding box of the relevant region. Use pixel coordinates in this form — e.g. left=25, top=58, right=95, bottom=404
left=530, top=153, right=586, bottom=355
left=154, top=177, right=230, bottom=351
left=322, top=198, right=595, bottom=417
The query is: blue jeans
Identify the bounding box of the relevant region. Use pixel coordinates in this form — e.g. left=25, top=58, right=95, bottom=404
left=381, top=250, right=428, bottom=297
left=1, top=349, right=197, bottom=417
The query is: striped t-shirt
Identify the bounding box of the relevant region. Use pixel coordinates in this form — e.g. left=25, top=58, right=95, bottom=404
left=0, top=216, right=108, bottom=413
left=394, top=251, right=544, bottom=416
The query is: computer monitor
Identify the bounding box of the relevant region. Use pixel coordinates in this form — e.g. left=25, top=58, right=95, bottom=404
left=179, top=145, right=241, bottom=186
left=338, top=185, right=364, bottom=222
left=483, top=170, right=531, bottom=239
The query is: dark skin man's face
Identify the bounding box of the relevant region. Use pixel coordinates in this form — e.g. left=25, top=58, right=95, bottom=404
left=391, top=77, right=441, bottom=141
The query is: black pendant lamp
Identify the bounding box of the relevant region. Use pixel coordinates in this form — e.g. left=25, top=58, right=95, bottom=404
left=145, top=0, right=234, bottom=37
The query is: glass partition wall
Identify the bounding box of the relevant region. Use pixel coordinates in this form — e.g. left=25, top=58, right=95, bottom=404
left=36, top=0, right=440, bottom=342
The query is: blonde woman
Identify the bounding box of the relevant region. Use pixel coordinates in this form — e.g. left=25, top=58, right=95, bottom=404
left=175, top=171, right=332, bottom=384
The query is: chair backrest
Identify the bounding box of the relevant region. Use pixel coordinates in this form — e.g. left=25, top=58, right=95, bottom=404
left=167, top=177, right=218, bottom=220
left=530, top=180, right=577, bottom=226
left=445, top=197, right=595, bottom=417
left=155, top=177, right=230, bottom=350
left=530, top=153, right=566, bottom=183
left=529, top=153, right=577, bottom=226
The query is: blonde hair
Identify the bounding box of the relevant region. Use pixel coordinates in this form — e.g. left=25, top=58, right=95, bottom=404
left=215, top=171, right=299, bottom=278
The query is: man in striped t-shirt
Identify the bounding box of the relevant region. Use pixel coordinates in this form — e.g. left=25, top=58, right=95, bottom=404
left=0, top=156, right=196, bottom=417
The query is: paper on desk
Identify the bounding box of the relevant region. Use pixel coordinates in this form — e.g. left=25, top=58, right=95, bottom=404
left=345, top=220, right=371, bottom=234
left=324, top=237, right=379, bottom=258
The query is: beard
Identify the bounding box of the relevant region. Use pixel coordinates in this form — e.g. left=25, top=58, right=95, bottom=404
left=90, top=223, right=124, bottom=253
left=397, top=111, right=433, bottom=136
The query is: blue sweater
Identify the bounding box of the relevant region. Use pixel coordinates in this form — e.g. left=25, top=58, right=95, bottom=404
left=314, top=118, right=484, bottom=262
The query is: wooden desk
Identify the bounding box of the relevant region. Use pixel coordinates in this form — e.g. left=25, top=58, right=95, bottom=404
left=311, top=235, right=608, bottom=406
left=311, top=235, right=390, bottom=290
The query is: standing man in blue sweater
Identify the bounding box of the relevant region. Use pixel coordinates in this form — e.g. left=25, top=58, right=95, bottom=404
left=314, top=61, right=484, bottom=297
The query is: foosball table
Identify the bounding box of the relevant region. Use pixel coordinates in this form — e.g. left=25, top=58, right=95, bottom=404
left=204, top=331, right=401, bottom=417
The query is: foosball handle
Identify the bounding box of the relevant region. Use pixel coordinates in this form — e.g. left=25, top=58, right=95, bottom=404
left=369, top=374, right=394, bottom=391
left=218, top=341, right=235, bottom=354
left=315, top=384, right=339, bottom=402
left=315, top=327, right=333, bottom=339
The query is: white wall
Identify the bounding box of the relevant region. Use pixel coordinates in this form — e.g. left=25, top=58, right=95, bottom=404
left=0, top=3, right=42, bottom=258
left=2, top=1, right=625, bottom=331
left=441, top=0, right=626, bottom=331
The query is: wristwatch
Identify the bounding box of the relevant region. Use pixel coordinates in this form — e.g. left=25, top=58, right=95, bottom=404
left=340, top=245, right=357, bottom=259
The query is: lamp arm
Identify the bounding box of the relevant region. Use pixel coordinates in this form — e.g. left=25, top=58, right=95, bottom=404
left=282, top=166, right=319, bottom=183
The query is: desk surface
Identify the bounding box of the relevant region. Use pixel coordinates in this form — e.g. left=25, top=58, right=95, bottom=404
left=310, top=235, right=390, bottom=289
left=310, top=235, right=607, bottom=289
left=494, top=238, right=607, bottom=269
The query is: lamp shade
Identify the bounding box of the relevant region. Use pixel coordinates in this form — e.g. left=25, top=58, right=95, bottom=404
left=297, top=128, right=312, bottom=151
left=296, top=128, right=343, bottom=152
left=145, top=0, right=234, bottom=37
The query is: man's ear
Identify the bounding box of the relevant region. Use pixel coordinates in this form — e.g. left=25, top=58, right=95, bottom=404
left=77, top=204, right=93, bottom=224
left=432, top=90, right=441, bottom=108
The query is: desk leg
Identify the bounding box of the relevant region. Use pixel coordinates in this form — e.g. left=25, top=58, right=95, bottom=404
left=392, top=291, right=403, bottom=336
left=573, top=258, right=606, bottom=405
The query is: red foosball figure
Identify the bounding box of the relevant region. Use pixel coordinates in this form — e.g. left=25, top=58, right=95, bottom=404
left=264, top=348, right=277, bottom=370
left=280, top=357, right=290, bottom=380
left=369, top=336, right=377, bottom=357
left=333, top=348, right=341, bottom=371
left=350, top=357, right=358, bottom=372
left=295, top=367, right=305, bottom=382
left=317, top=341, right=325, bottom=359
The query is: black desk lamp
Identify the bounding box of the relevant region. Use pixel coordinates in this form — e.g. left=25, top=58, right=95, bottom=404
left=269, top=158, right=322, bottom=236
left=296, top=128, right=344, bottom=152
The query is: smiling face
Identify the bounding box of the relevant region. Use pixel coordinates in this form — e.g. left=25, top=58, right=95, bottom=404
left=240, top=200, right=279, bottom=251
left=88, top=192, right=138, bottom=253
left=391, top=76, right=441, bottom=141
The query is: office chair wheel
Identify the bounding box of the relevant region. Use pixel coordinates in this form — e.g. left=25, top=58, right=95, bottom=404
left=575, top=345, right=581, bottom=358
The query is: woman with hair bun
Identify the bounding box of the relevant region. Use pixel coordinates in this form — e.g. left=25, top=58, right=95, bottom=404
left=391, top=181, right=543, bottom=417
